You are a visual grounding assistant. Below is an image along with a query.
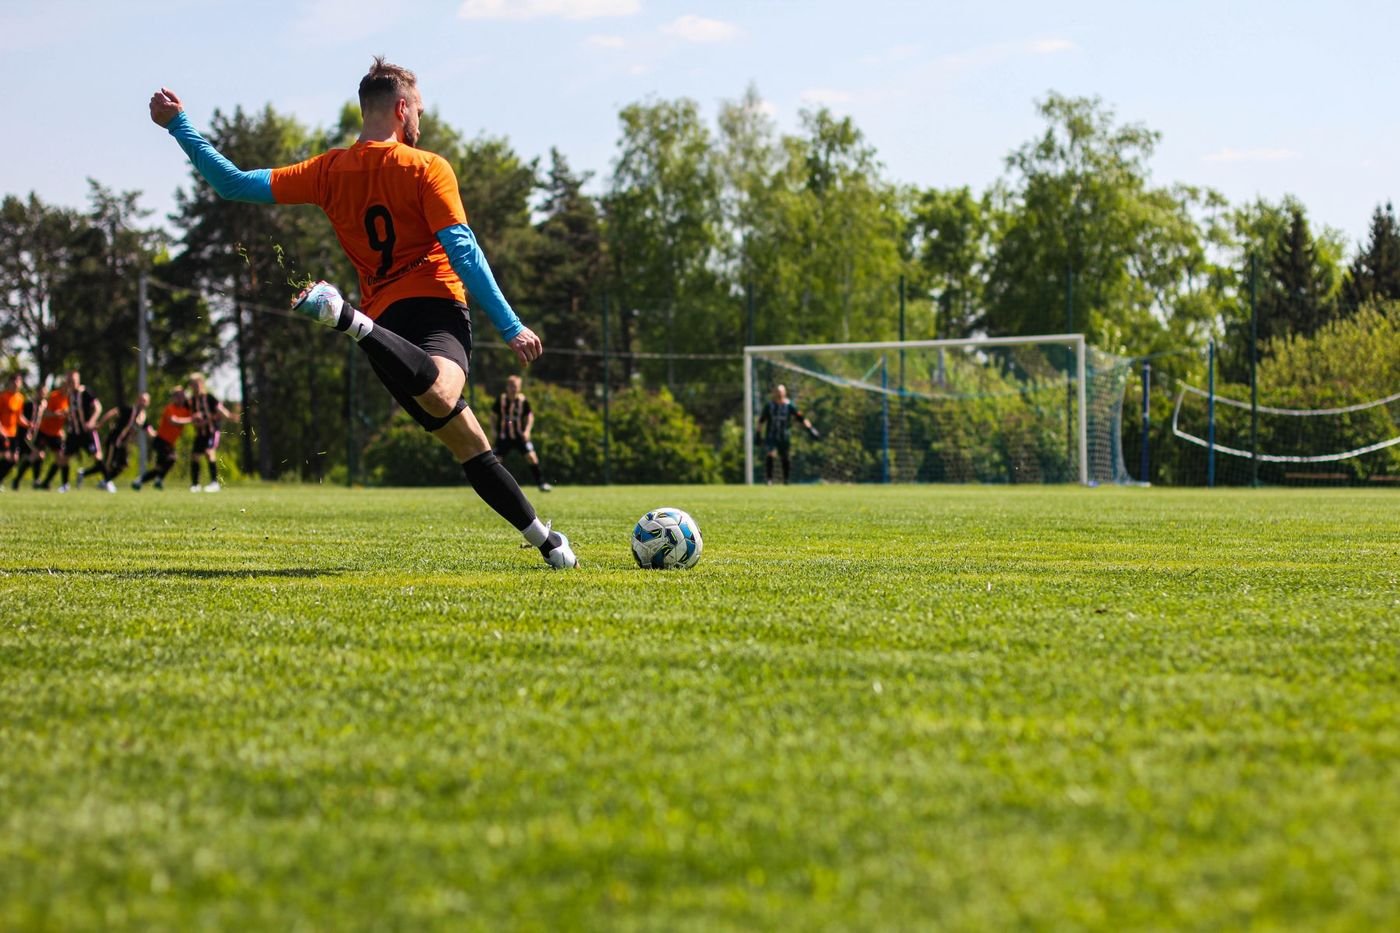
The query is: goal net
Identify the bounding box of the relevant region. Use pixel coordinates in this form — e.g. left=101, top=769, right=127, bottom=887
left=744, top=336, right=1133, bottom=485
left=1171, top=384, right=1400, bottom=485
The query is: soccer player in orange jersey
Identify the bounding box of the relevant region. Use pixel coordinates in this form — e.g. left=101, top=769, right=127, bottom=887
left=150, top=58, right=576, bottom=567
left=0, top=372, right=29, bottom=489
left=31, top=383, right=68, bottom=490
left=133, top=388, right=193, bottom=491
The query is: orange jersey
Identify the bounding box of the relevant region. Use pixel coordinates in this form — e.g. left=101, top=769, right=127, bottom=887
left=270, top=142, right=467, bottom=318
left=38, top=388, right=68, bottom=437
left=0, top=390, right=24, bottom=438
left=155, top=403, right=193, bottom=445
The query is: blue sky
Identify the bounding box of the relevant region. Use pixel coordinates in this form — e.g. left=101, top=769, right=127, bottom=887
left=5, top=0, right=1398, bottom=250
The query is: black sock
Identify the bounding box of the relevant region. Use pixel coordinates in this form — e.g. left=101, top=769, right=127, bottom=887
left=208, top=460, right=218, bottom=482
left=781, top=453, right=791, bottom=483
left=765, top=457, right=774, bottom=481
left=41, top=463, right=57, bottom=487
left=0, top=461, right=11, bottom=483
left=12, top=460, right=29, bottom=488
left=461, top=450, right=537, bottom=532
left=61, top=464, right=70, bottom=486
left=191, top=460, right=201, bottom=486
left=530, top=461, right=544, bottom=486
left=359, top=326, right=440, bottom=397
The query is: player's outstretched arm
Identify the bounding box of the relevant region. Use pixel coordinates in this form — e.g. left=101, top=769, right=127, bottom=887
left=436, top=224, right=540, bottom=365
left=149, top=88, right=275, bottom=204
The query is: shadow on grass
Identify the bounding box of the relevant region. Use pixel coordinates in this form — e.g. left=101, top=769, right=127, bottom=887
left=0, top=567, right=348, bottom=580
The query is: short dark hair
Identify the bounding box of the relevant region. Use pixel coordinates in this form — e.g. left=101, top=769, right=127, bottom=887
left=358, top=56, right=417, bottom=113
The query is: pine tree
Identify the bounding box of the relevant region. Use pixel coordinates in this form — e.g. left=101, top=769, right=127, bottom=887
left=1342, top=201, right=1400, bottom=312
left=1258, top=207, right=1336, bottom=342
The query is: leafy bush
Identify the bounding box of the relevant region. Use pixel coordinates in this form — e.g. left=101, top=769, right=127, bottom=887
left=607, top=386, right=721, bottom=484
left=363, top=411, right=460, bottom=487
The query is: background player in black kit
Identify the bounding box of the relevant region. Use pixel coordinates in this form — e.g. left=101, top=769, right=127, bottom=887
left=492, top=375, right=551, bottom=492
left=77, top=391, right=150, bottom=492
left=187, top=373, right=236, bottom=492
left=758, top=383, right=819, bottom=485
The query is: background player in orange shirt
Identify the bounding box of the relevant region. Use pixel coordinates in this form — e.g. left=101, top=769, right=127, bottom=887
left=38, top=369, right=102, bottom=492
left=134, top=388, right=193, bottom=491
left=150, top=57, right=576, bottom=567
left=31, top=383, right=68, bottom=490
left=0, top=371, right=29, bottom=489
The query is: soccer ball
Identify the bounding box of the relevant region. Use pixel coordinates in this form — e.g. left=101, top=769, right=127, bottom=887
left=631, top=507, right=703, bottom=570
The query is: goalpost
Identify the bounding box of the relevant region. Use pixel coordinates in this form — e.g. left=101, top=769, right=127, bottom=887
left=744, top=335, right=1134, bottom=486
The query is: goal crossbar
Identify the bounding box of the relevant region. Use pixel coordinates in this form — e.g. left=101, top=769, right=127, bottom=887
left=744, top=335, right=1089, bottom=485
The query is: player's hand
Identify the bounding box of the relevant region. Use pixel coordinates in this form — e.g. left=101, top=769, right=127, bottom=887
left=808, top=425, right=821, bottom=440
left=149, top=87, right=184, bottom=127
left=508, top=327, right=543, bottom=366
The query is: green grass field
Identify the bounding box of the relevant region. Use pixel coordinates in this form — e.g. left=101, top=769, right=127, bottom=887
left=1, top=483, right=1396, bottom=930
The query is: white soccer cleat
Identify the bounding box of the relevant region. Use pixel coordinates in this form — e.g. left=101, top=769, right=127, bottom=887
left=203, top=481, right=221, bottom=493
left=190, top=484, right=202, bottom=493
left=57, top=484, right=69, bottom=493
left=543, top=531, right=578, bottom=569
left=103, top=481, right=117, bottom=493
left=290, top=280, right=345, bottom=327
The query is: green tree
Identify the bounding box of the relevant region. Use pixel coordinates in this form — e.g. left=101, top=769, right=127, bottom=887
left=526, top=149, right=604, bottom=386
left=912, top=186, right=991, bottom=338
left=986, top=93, right=1222, bottom=356
left=169, top=104, right=347, bottom=480
left=1257, top=206, right=1340, bottom=344
left=1342, top=202, right=1400, bottom=313
left=605, top=98, right=725, bottom=363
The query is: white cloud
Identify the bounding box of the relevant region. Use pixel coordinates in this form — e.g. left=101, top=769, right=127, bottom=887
left=584, top=34, right=627, bottom=48
left=939, top=37, right=1076, bottom=73
left=1203, top=148, right=1301, bottom=164
left=661, top=14, right=740, bottom=43
left=459, top=0, right=640, bottom=21
left=800, top=88, right=854, bottom=105
left=1029, top=37, right=1075, bottom=54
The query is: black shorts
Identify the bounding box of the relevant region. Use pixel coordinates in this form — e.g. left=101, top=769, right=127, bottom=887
left=63, top=430, right=100, bottom=458
left=193, top=430, right=221, bottom=454
left=106, top=443, right=130, bottom=474
left=495, top=436, right=535, bottom=457
left=152, top=437, right=176, bottom=466
left=764, top=437, right=791, bottom=455
left=365, top=296, right=473, bottom=430
left=35, top=433, right=63, bottom=453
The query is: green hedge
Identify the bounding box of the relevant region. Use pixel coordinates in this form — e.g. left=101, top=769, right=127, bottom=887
left=361, top=383, right=722, bottom=487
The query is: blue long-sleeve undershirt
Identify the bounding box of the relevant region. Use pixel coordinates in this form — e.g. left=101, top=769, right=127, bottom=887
left=436, top=225, right=523, bottom=342
left=164, top=111, right=274, bottom=203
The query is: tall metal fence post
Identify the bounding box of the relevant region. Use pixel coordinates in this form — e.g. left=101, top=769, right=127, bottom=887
left=1207, top=340, right=1217, bottom=488
left=346, top=341, right=358, bottom=485
left=880, top=355, right=891, bottom=483
left=1249, top=252, right=1260, bottom=488
left=1140, top=361, right=1151, bottom=483
left=897, top=275, right=906, bottom=394
left=137, top=272, right=149, bottom=476
left=602, top=292, right=611, bottom=485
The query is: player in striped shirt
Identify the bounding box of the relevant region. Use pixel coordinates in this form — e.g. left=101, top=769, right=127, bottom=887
left=187, top=373, right=235, bottom=492
left=493, top=375, right=551, bottom=492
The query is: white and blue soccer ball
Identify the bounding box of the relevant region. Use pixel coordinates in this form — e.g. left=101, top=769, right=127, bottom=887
left=631, top=507, right=703, bottom=570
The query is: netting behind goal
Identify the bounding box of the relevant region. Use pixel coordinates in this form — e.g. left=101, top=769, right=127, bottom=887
left=745, top=337, right=1133, bottom=485
left=1170, top=384, right=1400, bottom=486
